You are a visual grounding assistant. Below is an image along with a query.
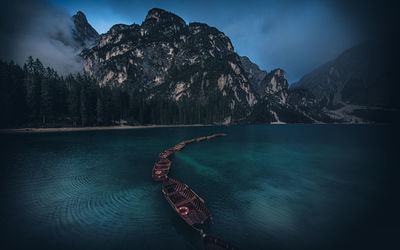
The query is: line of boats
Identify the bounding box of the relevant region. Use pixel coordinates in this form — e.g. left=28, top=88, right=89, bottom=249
left=152, top=134, right=225, bottom=182
left=152, top=133, right=239, bottom=250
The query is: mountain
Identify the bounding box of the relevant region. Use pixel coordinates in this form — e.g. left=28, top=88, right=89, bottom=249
left=48, top=11, right=99, bottom=50
left=240, top=56, right=333, bottom=123
left=291, top=42, right=399, bottom=123
left=239, top=56, right=267, bottom=94
left=72, top=11, right=100, bottom=48
left=240, top=56, right=287, bottom=101
left=2, top=10, right=396, bottom=127
left=78, top=8, right=348, bottom=124
left=81, top=8, right=257, bottom=122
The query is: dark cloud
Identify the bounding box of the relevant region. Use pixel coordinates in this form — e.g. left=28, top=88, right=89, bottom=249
left=253, top=1, right=363, bottom=82
left=0, top=0, right=84, bottom=74
left=2, top=0, right=395, bottom=79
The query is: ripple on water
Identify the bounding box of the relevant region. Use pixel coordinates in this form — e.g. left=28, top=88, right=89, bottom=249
left=1, top=126, right=388, bottom=249
left=11, top=170, right=166, bottom=244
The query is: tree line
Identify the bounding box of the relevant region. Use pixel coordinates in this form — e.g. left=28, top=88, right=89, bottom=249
left=0, top=57, right=231, bottom=128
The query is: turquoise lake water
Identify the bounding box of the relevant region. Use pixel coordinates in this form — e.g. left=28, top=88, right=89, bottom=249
left=0, top=125, right=398, bottom=249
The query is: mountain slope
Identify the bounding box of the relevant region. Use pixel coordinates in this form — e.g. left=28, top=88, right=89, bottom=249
left=240, top=56, right=333, bottom=123
left=291, top=42, right=398, bottom=123
left=72, top=11, right=99, bottom=48
left=80, top=8, right=336, bottom=124
left=81, top=8, right=256, bottom=122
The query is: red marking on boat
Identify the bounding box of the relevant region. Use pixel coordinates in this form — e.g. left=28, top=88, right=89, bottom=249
left=179, top=206, right=189, bottom=216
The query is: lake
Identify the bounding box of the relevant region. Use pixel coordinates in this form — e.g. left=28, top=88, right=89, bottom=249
left=0, top=125, right=398, bottom=249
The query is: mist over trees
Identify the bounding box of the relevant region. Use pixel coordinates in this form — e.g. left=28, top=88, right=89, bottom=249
left=0, top=57, right=231, bottom=128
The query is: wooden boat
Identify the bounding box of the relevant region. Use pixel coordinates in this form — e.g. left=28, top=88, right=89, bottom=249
left=159, top=149, right=174, bottom=159
left=212, top=133, right=227, bottom=137
left=196, top=136, right=207, bottom=142
left=162, top=177, right=211, bottom=229
left=173, top=143, right=185, bottom=151
left=152, top=158, right=171, bottom=181
left=155, top=158, right=171, bottom=168
left=183, top=139, right=195, bottom=144
left=201, top=234, right=239, bottom=250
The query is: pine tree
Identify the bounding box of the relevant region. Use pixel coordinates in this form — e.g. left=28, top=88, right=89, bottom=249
left=67, top=75, right=81, bottom=127
left=40, top=67, right=57, bottom=124
left=96, top=95, right=104, bottom=124
left=24, top=57, right=45, bottom=123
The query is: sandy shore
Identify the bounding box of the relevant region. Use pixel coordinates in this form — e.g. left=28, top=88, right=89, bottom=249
left=0, top=124, right=214, bottom=133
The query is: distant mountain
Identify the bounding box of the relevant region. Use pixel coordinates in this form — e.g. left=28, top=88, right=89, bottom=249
left=240, top=56, right=333, bottom=123
left=291, top=42, right=399, bottom=123
left=79, top=9, right=397, bottom=124
left=72, top=11, right=99, bottom=48
left=46, top=11, right=99, bottom=51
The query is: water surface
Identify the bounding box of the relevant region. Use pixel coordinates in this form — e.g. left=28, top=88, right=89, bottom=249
left=0, top=125, right=398, bottom=249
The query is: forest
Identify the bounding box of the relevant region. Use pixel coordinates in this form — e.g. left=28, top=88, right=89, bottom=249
left=0, top=57, right=232, bottom=128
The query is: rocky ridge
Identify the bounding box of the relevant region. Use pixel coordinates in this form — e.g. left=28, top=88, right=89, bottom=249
left=79, top=8, right=344, bottom=124
left=240, top=56, right=333, bottom=123
left=81, top=8, right=259, bottom=121
left=72, top=11, right=100, bottom=48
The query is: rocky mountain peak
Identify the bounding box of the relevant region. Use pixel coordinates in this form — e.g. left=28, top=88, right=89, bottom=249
left=144, top=8, right=186, bottom=26
left=240, top=56, right=287, bottom=99
left=80, top=8, right=258, bottom=122
left=80, top=8, right=335, bottom=124
left=264, top=68, right=288, bottom=97
left=240, top=56, right=264, bottom=74
left=270, top=68, right=285, bottom=78
left=73, top=11, right=88, bottom=23
left=240, top=56, right=267, bottom=91
left=72, top=11, right=99, bottom=48
left=108, top=24, right=131, bottom=35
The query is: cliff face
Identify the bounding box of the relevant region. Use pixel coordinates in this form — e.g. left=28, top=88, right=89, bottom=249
left=240, top=56, right=332, bottom=123
left=240, top=56, right=287, bottom=102
left=81, top=8, right=258, bottom=121
left=72, top=11, right=99, bottom=48
left=79, top=8, right=342, bottom=124
left=239, top=56, right=267, bottom=94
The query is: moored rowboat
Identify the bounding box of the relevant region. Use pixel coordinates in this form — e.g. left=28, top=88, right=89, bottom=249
left=162, top=177, right=211, bottom=229
left=159, top=149, right=174, bottom=158
left=152, top=158, right=172, bottom=181
left=173, top=143, right=185, bottom=151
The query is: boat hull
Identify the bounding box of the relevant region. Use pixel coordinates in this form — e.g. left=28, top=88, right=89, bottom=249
left=162, top=178, right=211, bottom=229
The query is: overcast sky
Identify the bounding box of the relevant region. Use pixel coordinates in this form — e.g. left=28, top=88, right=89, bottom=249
left=1, top=0, right=392, bottom=82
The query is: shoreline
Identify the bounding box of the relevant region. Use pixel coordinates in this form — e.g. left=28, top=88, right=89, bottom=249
left=0, top=124, right=214, bottom=133
left=0, top=122, right=384, bottom=134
